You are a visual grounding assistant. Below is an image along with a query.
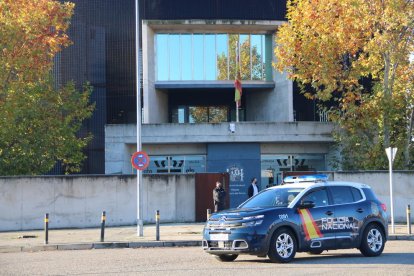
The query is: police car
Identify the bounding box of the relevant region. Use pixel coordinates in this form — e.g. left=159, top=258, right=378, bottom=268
left=202, top=174, right=388, bottom=263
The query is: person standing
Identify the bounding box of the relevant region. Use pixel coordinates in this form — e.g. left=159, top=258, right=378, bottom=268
left=213, top=181, right=226, bottom=212
left=248, top=177, right=259, bottom=198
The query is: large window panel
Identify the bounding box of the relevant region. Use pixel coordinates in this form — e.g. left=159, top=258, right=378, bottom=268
left=193, top=34, right=204, bottom=80
left=208, top=106, right=228, bottom=123
left=251, top=35, right=263, bottom=80
left=239, top=34, right=251, bottom=80
left=228, top=34, right=239, bottom=80
left=216, top=34, right=228, bottom=80
left=205, top=34, right=216, bottom=80
left=181, top=34, right=192, bottom=80
left=189, top=106, right=208, bottom=123
left=156, top=34, right=169, bottom=80
left=169, top=34, right=180, bottom=80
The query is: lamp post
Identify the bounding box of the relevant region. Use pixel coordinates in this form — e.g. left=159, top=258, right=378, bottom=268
left=135, top=0, right=143, bottom=237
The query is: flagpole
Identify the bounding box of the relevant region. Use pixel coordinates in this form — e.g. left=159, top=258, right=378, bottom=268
left=236, top=102, right=239, bottom=122
left=236, top=38, right=239, bottom=123
left=135, top=0, right=143, bottom=237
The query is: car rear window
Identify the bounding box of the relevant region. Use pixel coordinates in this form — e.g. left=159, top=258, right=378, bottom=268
left=351, top=187, right=363, bottom=201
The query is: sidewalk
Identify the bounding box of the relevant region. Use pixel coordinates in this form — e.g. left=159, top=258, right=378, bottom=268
left=0, top=223, right=412, bottom=253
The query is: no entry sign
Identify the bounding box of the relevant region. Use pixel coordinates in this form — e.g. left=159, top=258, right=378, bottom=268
left=131, top=151, right=150, bottom=171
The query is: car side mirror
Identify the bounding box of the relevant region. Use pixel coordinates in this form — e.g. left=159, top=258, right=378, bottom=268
left=299, top=200, right=315, bottom=209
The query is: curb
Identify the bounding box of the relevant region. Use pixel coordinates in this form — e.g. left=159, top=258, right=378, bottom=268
left=0, top=240, right=203, bottom=254
left=0, top=236, right=413, bottom=254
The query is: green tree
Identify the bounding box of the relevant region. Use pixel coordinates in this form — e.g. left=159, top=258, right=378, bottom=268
left=275, top=0, right=414, bottom=169
left=0, top=0, right=94, bottom=175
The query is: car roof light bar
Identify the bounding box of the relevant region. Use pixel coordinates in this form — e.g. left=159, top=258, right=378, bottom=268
left=283, top=174, right=329, bottom=183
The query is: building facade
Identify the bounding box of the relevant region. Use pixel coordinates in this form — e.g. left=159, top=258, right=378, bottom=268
left=58, top=0, right=335, bottom=208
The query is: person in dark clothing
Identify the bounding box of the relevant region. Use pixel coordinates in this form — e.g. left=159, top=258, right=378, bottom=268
left=213, top=181, right=226, bottom=212
left=248, top=177, right=259, bottom=198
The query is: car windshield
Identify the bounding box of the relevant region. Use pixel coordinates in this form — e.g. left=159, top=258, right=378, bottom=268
left=240, top=187, right=304, bottom=208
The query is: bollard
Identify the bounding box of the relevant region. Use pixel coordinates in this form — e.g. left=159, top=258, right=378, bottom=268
left=44, top=213, right=49, bottom=245
left=155, top=210, right=160, bottom=241
left=100, top=211, right=106, bottom=242
left=207, top=209, right=211, bottom=221
left=407, top=205, right=412, bottom=235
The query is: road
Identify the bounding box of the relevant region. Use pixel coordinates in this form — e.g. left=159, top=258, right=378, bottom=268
left=0, top=240, right=413, bottom=276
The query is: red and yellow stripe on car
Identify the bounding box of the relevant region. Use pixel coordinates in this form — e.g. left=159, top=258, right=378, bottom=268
left=298, top=209, right=323, bottom=240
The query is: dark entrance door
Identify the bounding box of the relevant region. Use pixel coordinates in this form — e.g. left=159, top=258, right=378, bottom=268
left=195, top=173, right=229, bottom=222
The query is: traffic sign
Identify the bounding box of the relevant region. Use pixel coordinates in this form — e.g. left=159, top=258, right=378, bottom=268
left=131, top=151, right=150, bottom=171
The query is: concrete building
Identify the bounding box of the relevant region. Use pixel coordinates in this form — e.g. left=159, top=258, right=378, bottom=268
left=57, top=1, right=335, bottom=208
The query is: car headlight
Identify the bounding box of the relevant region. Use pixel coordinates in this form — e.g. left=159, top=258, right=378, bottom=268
left=242, top=215, right=264, bottom=226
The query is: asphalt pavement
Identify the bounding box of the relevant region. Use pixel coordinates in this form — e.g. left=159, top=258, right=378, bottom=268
left=0, top=223, right=412, bottom=253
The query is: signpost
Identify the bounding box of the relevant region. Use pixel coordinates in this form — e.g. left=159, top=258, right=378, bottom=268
left=385, top=147, right=397, bottom=234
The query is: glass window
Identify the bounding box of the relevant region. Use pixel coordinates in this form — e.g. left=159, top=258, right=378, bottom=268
left=330, top=186, right=355, bottom=204
left=216, top=34, right=228, bottom=80
left=240, top=187, right=304, bottom=208
left=169, top=34, right=180, bottom=80
left=301, top=188, right=329, bottom=207
left=205, top=34, right=216, bottom=80
left=181, top=34, right=192, bottom=80
left=239, top=34, right=251, bottom=80
left=193, top=34, right=204, bottom=80
left=292, top=154, right=326, bottom=171
left=208, top=106, right=228, bottom=123
left=228, top=34, right=239, bottom=80
left=171, top=106, right=186, bottom=123
left=156, top=34, right=169, bottom=81
left=155, top=33, right=269, bottom=81
left=189, top=106, right=208, bottom=123
left=251, top=35, right=263, bottom=80
left=351, top=187, right=363, bottom=201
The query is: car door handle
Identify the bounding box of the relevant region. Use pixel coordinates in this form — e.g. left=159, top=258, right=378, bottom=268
left=356, top=208, right=364, bottom=213
left=325, top=211, right=334, bottom=216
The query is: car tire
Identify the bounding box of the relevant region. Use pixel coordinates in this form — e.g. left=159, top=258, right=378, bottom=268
left=215, top=254, right=238, bottom=262
left=268, top=228, right=297, bottom=263
left=359, top=224, right=385, bottom=257
left=307, top=249, right=323, bottom=255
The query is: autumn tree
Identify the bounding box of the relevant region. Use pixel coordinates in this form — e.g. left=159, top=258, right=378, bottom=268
left=0, top=0, right=94, bottom=175
left=275, top=0, right=414, bottom=169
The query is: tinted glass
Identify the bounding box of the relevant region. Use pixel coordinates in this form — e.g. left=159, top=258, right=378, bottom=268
left=193, top=34, right=204, bottom=80
left=169, top=34, right=180, bottom=80
left=181, top=34, right=192, bottom=80
left=351, top=187, right=363, bottom=201
left=330, top=186, right=354, bottom=204
left=239, top=34, right=251, bottom=79
left=216, top=34, right=228, bottom=80
left=301, top=188, right=329, bottom=207
left=251, top=34, right=263, bottom=80
left=241, top=188, right=304, bottom=208
left=205, top=34, right=216, bottom=80
left=157, top=34, right=169, bottom=80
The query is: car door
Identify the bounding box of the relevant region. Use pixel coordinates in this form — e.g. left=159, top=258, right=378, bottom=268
left=328, top=186, right=366, bottom=248
left=297, top=187, right=336, bottom=250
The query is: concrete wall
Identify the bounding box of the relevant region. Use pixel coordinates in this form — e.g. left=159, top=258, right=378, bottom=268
left=332, top=171, right=414, bottom=223
left=1, top=171, right=412, bottom=231
left=0, top=175, right=195, bottom=231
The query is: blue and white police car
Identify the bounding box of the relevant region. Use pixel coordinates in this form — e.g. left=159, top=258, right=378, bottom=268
left=202, top=174, right=388, bottom=263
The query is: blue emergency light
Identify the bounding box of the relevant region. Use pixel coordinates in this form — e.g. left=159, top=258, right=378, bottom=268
left=283, top=174, right=329, bottom=183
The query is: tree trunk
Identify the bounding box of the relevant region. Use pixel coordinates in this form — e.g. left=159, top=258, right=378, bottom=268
left=404, top=108, right=414, bottom=169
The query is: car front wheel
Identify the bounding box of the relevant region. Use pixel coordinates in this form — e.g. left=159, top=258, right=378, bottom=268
left=268, top=228, right=297, bottom=263
left=215, top=254, right=238, bottom=262
left=359, top=224, right=385, bottom=257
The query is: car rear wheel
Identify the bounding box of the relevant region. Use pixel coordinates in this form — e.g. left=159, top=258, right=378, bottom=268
left=359, top=224, right=385, bottom=257
left=268, top=228, right=297, bottom=263
left=215, top=254, right=238, bottom=262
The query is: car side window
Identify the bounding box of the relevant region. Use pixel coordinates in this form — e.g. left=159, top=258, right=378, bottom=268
left=351, top=187, right=363, bottom=201
left=301, top=188, right=329, bottom=207
left=330, top=186, right=354, bottom=204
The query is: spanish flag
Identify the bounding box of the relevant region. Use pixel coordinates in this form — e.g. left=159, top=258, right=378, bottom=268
left=298, top=209, right=323, bottom=241
left=234, top=72, right=242, bottom=107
